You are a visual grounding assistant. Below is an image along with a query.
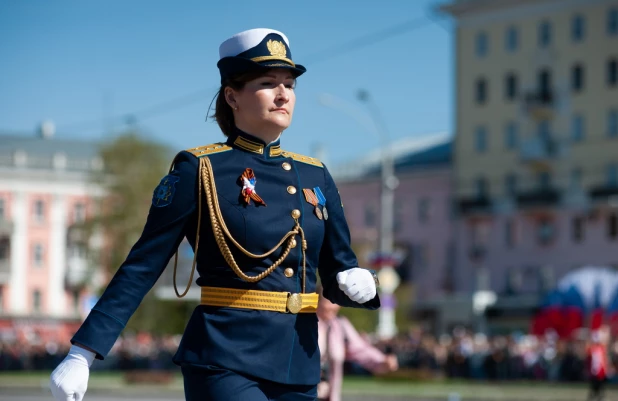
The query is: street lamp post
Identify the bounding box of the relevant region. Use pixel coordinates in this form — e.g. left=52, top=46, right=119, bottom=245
left=318, top=91, right=399, bottom=339
left=356, top=90, right=399, bottom=340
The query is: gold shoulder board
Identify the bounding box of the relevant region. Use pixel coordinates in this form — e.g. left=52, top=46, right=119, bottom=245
left=281, top=150, right=323, bottom=168
left=186, top=143, right=232, bottom=158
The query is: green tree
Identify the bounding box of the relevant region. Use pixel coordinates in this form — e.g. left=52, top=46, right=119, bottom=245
left=88, top=131, right=194, bottom=334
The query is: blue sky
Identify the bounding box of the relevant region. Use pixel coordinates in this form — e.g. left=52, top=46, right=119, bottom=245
left=0, top=0, right=453, bottom=164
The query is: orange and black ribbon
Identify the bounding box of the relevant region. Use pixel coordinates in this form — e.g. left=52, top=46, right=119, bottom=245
left=240, top=168, right=266, bottom=206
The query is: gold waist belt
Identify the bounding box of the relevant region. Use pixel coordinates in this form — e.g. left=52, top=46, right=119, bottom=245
left=200, top=286, right=318, bottom=314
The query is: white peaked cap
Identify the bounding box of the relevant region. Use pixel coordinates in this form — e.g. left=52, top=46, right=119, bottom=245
left=219, top=28, right=291, bottom=59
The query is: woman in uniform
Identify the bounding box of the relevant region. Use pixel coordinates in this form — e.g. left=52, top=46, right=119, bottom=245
left=49, top=28, right=380, bottom=401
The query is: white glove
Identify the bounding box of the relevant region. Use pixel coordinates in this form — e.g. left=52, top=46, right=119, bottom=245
left=49, top=345, right=95, bottom=401
left=336, top=267, right=376, bottom=304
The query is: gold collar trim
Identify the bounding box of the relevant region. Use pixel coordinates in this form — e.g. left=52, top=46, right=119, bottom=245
left=233, top=136, right=282, bottom=157
left=234, top=136, right=264, bottom=154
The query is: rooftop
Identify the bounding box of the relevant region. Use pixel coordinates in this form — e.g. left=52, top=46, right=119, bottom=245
left=0, top=123, right=102, bottom=172
left=331, top=132, right=452, bottom=181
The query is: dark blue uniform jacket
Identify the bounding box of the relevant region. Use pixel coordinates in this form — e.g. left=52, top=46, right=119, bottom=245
left=71, top=128, right=380, bottom=385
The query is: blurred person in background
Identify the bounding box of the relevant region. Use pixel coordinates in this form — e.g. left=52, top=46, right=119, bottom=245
left=586, top=328, right=610, bottom=401
left=48, top=27, right=381, bottom=401
left=316, top=287, right=397, bottom=401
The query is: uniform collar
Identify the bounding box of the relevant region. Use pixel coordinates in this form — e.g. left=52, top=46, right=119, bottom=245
left=227, top=127, right=282, bottom=158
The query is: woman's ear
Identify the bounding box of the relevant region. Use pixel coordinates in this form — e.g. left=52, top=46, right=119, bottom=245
left=224, top=87, right=237, bottom=110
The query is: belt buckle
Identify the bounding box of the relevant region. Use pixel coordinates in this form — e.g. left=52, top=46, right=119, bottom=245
left=286, top=293, right=302, bottom=314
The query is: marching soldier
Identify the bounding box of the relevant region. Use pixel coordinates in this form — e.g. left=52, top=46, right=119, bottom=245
left=49, top=28, right=380, bottom=401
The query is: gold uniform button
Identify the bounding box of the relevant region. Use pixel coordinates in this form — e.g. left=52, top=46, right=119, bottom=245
left=287, top=186, right=297, bottom=194
left=284, top=268, right=294, bottom=278
left=291, top=209, right=301, bottom=219
left=290, top=238, right=297, bottom=248
left=282, top=162, right=292, bottom=171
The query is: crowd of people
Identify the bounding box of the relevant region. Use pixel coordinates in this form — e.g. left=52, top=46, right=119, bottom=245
left=370, top=327, right=617, bottom=383
left=2, top=325, right=617, bottom=384
left=0, top=330, right=179, bottom=372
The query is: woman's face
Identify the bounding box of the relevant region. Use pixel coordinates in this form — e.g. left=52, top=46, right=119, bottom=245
left=226, top=69, right=296, bottom=137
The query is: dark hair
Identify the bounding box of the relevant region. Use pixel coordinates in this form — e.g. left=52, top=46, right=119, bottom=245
left=212, top=71, right=270, bottom=137
left=211, top=69, right=298, bottom=137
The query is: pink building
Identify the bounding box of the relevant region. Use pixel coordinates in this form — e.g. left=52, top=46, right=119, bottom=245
left=332, top=133, right=454, bottom=332
left=455, top=197, right=618, bottom=333
left=0, top=123, right=104, bottom=340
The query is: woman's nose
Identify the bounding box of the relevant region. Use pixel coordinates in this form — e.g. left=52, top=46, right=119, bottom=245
left=276, top=84, right=289, bottom=102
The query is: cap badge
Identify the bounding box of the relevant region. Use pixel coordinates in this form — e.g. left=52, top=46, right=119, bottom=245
left=267, top=39, right=287, bottom=58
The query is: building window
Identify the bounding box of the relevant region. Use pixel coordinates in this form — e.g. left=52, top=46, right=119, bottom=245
left=505, top=121, right=518, bottom=150
left=476, top=267, right=490, bottom=291
left=505, top=219, right=516, bottom=249
left=418, top=198, right=431, bottom=223
left=505, top=174, right=517, bottom=197
left=33, top=289, right=41, bottom=314
left=608, top=164, right=618, bottom=187
left=538, top=69, right=552, bottom=94
left=571, top=114, right=585, bottom=142
left=476, top=31, right=488, bottom=57
left=73, top=203, right=86, bottom=223
left=570, top=168, right=583, bottom=190
left=505, top=73, right=518, bottom=101
left=608, top=59, right=618, bottom=87
left=608, top=7, right=618, bottom=36
left=475, top=78, right=487, bottom=105
left=34, top=200, right=44, bottom=223
left=539, top=20, right=552, bottom=48
left=572, top=14, right=585, bottom=42
left=609, top=214, right=618, bottom=240
left=364, top=205, right=376, bottom=227
left=540, top=266, right=555, bottom=292
left=506, top=268, right=522, bottom=294
left=33, top=243, right=43, bottom=267
left=414, top=244, right=429, bottom=269
left=476, top=177, right=489, bottom=198
left=609, top=109, right=618, bottom=138
left=537, top=219, right=555, bottom=246
left=572, top=64, right=585, bottom=92
left=505, top=26, right=518, bottom=52
left=538, top=171, right=552, bottom=190
left=572, top=216, right=585, bottom=243
left=475, top=126, right=488, bottom=153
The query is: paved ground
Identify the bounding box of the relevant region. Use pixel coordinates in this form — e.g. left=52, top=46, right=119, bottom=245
left=1, top=373, right=614, bottom=401
left=0, top=388, right=420, bottom=401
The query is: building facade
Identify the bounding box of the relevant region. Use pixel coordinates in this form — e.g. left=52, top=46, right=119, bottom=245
left=0, top=123, right=105, bottom=340
left=332, top=133, right=456, bottom=333
left=442, top=0, right=618, bottom=332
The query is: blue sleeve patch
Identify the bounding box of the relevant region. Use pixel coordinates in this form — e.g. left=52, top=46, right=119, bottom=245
left=152, top=175, right=180, bottom=207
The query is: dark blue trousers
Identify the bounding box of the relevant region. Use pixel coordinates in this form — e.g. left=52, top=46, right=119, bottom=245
left=181, top=365, right=317, bottom=401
